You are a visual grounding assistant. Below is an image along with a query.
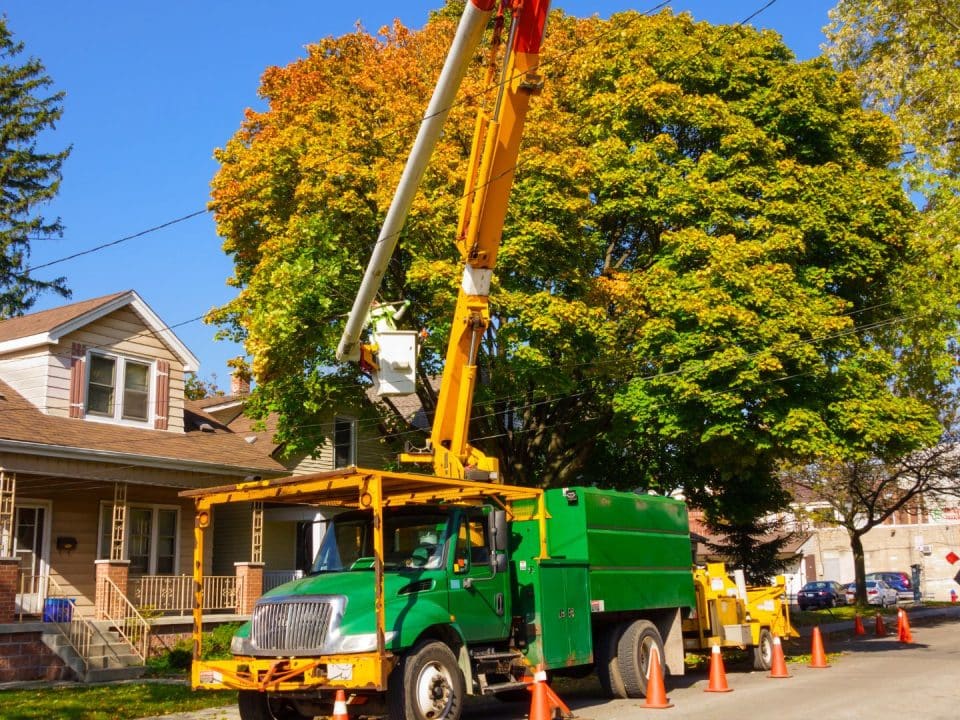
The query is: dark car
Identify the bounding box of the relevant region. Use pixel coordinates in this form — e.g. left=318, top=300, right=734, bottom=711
left=866, top=571, right=912, bottom=601
left=797, top=580, right=848, bottom=610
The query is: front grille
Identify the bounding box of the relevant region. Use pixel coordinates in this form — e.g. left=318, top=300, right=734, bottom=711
left=251, top=598, right=335, bottom=654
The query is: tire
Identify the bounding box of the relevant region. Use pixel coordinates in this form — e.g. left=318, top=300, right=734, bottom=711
left=595, top=623, right=628, bottom=698
left=752, top=628, right=774, bottom=671
left=237, top=691, right=311, bottom=720
left=615, top=619, right=666, bottom=699
left=798, top=604, right=807, bottom=612
left=828, top=598, right=835, bottom=608
left=387, top=640, right=465, bottom=720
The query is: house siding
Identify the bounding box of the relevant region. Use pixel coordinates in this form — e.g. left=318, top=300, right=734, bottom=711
left=59, top=307, right=186, bottom=432
left=212, top=502, right=253, bottom=577
left=13, top=481, right=200, bottom=613
left=0, top=351, right=50, bottom=412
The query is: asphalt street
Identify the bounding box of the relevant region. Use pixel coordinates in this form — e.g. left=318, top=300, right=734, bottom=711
left=140, top=609, right=960, bottom=720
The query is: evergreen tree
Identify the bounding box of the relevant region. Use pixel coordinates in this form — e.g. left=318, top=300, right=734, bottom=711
left=0, top=17, right=70, bottom=317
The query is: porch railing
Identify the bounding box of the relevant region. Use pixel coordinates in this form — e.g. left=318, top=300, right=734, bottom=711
left=129, top=575, right=240, bottom=616
left=44, top=576, right=133, bottom=673
left=98, top=576, right=150, bottom=662
left=264, top=569, right=303, bottom=593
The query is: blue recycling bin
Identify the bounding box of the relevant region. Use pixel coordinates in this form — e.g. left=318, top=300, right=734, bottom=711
left=42, top=598, right=73, bottom=622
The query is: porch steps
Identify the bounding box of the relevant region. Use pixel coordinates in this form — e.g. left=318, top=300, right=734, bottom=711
left=44, top=623, right=145, bottom=683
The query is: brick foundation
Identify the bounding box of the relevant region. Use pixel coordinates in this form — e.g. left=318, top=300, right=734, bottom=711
left=234, top=563, right=264, bottom=615
left=0, top=559, right=18, bottom=624
left=0, top=626, right=74, bottom=682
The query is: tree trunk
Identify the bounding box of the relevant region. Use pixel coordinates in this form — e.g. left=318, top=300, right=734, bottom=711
left=850, top=531, right=868, bottom=605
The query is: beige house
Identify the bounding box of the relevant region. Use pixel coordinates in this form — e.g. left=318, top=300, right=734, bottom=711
left=0, top=291, right=393, bottom=682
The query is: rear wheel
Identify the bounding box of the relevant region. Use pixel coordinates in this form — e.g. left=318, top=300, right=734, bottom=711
left=237, top=691, right=311, bottom=720
left=615, top=619, right=666, bottom=699
left=595, top=623, right=628, bottom=698
left=752, top=628, right=774, bottom=671
left=387, top=640, right=465, bottom=720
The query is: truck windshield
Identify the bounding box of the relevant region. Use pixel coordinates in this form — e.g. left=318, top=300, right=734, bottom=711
left=311, top=511, right=450, bottom=573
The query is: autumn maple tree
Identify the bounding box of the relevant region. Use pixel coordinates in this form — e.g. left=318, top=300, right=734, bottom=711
left=209, top=5, right=953, bottom=525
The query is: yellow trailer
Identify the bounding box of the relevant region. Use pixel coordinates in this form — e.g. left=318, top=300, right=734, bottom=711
left=682, top=562, right=797, bottom=670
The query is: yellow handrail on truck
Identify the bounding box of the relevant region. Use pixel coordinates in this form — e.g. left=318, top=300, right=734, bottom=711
left=183, top=468, right=544, bottom=693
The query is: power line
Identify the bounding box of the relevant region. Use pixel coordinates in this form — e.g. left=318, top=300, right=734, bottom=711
left=23, top=210, right=208, bottom=273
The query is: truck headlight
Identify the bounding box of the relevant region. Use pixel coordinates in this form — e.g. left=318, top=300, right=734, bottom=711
left=330, top=631, right=396, bottom=654
left=230, top=634, right=254, bottom=655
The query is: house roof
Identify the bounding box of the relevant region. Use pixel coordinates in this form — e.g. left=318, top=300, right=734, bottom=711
left=0, top=379, right=287, bottom=480
left=0, top=290, right=200, bottom=371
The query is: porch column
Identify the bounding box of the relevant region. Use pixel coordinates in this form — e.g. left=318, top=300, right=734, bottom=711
left=0, top=558, right=19, bottom=623
left=95, top=559, right=130, bottom=621
left=234, top=562, right=263, bottom=615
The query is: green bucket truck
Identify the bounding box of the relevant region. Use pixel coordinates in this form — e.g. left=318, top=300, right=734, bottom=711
left=183, top=470, right=697, bottom=720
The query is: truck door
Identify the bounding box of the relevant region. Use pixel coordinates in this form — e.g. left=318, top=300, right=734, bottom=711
left=447, top=510, right=510, bottom=642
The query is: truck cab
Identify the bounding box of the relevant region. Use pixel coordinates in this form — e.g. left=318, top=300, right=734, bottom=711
left=230, top=505, right=513, bottom=662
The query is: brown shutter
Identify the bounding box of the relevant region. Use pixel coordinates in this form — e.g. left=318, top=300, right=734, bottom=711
left=69, top=343, right=87, bottom=418
left=154, top=360, right=170, bottom=430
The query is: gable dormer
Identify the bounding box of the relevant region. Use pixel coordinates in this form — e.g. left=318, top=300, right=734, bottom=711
left=0, top=291, right=199, bottom=432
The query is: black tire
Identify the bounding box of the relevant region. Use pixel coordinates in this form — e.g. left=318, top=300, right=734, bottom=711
left=828, top=597, right=836, bottom=608
left=615, top=619, right=666, bottom=699
left=595, top=622, right=628, bottom=698
left=798, top=604, right=807, bottom=612
left=387, top=640, right=465, bottom=720
left=752, top=628, right=774, bottom=671
left=237, top=690, right=311, bottom=720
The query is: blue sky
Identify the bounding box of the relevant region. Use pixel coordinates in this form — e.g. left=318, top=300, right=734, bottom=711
left=3, top=0, right=835, bottom=386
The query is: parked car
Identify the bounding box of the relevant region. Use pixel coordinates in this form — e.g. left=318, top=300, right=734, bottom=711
left=867, top=571, right=913, bottom=601
left=797, top=580, right=848, bottom=610
left=846, top=579, right=899, bottom=606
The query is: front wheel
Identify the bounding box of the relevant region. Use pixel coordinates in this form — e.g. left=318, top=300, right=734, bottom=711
left=387, top=640, right=465, bottom=720
left=752, top=628, right=774, bottom=671
left=237, top=691, right=311, bottom=720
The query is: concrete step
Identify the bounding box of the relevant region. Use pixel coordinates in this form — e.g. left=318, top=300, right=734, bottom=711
left=83, top=665, right=146, bottom=683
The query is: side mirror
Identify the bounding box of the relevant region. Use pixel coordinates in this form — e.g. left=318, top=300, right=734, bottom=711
left=489, top=510, right=508, bottom=552
left=488, top=509, right=509, bottom=575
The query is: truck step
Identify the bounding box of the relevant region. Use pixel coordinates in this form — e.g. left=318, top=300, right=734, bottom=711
left=479, top=680, right=530, bottom=696
left=470, top=650, right=523, bottom=662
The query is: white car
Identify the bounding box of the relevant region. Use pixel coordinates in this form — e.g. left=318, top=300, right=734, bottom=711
left=845, top=579, right=899, bottom=607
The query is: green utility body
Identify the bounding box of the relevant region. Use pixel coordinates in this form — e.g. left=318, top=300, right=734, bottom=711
left=511, top=487, right=695, bottom=669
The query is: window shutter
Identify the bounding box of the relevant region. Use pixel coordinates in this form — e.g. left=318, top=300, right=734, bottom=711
left=154, top=360, right=170, bottom=430
left=69, top=343, right=87, bottom=418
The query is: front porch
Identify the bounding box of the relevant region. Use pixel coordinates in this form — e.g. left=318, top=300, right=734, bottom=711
left=0, top=562, right=288, bottom=683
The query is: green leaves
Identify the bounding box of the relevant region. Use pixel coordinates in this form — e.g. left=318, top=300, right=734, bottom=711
left=0, top=18, right=71, bottom=316
left=211, top=8, right=948, bottom=502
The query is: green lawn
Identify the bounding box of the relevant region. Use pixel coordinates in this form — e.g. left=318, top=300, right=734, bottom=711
left=0, top=682, right=236, bottom=720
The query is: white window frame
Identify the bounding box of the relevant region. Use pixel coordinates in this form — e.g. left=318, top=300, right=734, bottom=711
left=333, top=416, right=357, bottom=468
left=96, top=502, right=180, bottom=575
left=85, top=351, right=155, bottom=426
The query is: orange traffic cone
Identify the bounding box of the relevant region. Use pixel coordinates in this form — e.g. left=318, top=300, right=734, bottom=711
left=332, top=689, right=349, bottom=720
left=808, top=626, right=830, bottom=668
left=529, top=668, right=552, bottom=720
left=853, top=614, right=866, bottom=636
left=527, top=665, right=573, bottom=720
left=705, top=644, right=732, bottom=692
left=898, top=608, right=913, bottom=644
left=768, top=635, right=791, bottom=678
left=641, top=648, right=674, bottom=709
left=875, top=612, right=887, bottom=637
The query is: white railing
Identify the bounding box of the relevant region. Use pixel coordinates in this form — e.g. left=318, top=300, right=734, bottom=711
left=16, top=569, right=46, bottom=620
left=264, top=569, right=303, bottom=593
left=129, top=575, right=239, bottom=616
left=44, top=576, right=113, bottom=674
left=98, top=576, right=151, bottom=662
